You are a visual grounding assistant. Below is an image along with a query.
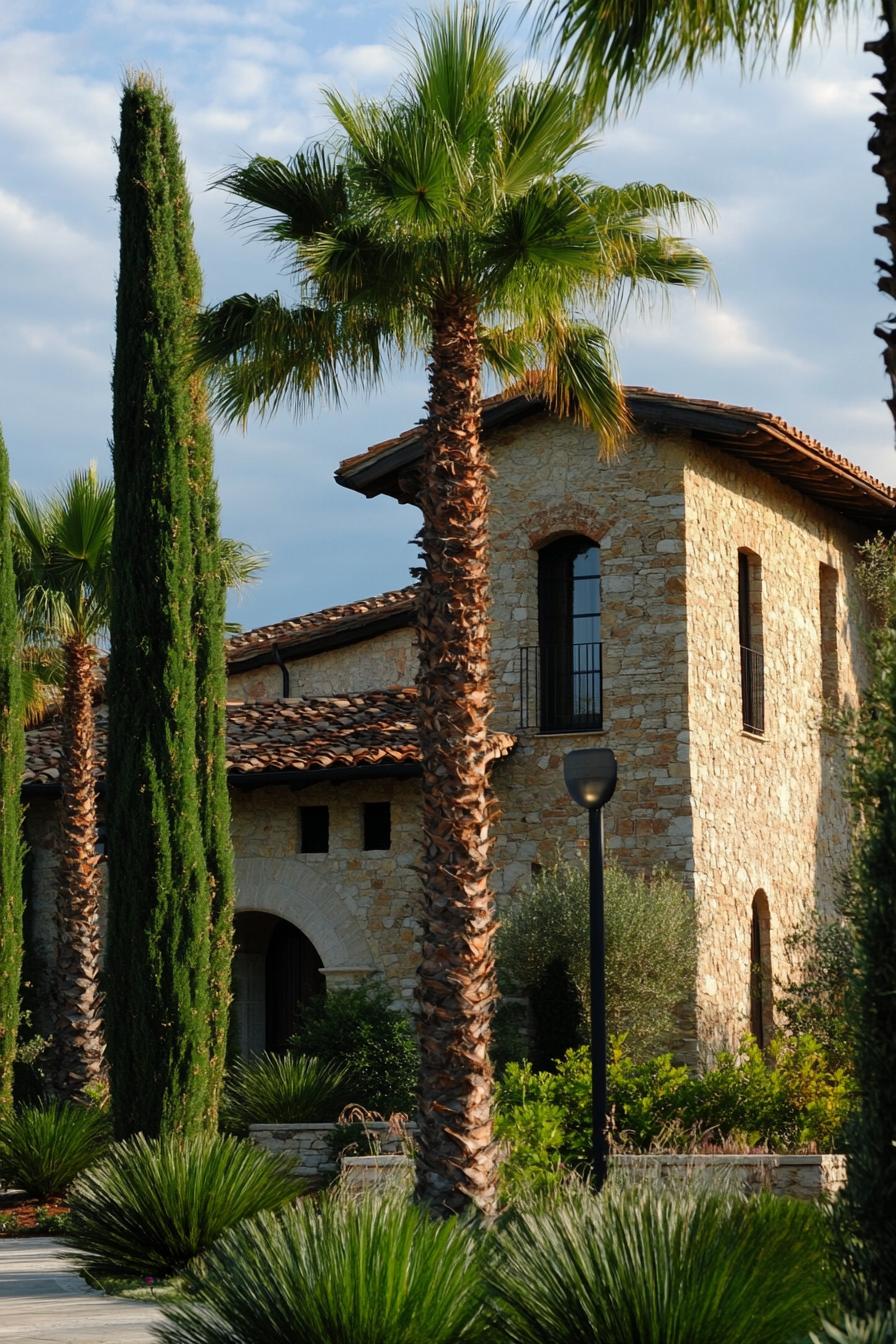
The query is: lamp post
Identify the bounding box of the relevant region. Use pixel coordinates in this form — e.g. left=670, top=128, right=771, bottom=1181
left=563, top=747, right=618, bottom=1190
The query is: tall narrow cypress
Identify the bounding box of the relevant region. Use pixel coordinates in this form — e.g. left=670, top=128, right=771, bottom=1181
left=187, top=375, right=234, bottom=1114
left=0, top=426, right=24, bottom=1116
left=106, top=75, right=213, bottom=1138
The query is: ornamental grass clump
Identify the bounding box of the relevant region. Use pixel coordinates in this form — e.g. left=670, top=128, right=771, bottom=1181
left=488, top=1185, right=833, bottom=1344
left=223, top=1053, right=349, bottom=1131
left=158, top=1191, right=487, bottom=1344
left=0, top=1101, right=110, bottom=1199
left=65, top=1132, right=302, bottom=1279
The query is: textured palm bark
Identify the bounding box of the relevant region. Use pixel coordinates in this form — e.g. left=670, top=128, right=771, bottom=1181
left=868, top=4, right=896, bottom=430
left=414, top=296, right=499, bottom=1218
left=51, top=639, right=105, bottom=1099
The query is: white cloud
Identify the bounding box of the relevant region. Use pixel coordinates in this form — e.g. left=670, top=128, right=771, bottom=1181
left=624, top=304, right=813, bottom=375
left=321, top=42, right=403, bottom=86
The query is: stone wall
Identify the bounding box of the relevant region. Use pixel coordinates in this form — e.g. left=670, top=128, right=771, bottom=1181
left=250, top=1120, right=415, bottom=1181
left=231, top=776, right=423, bottom=1003
left=682, top=440, right=869, bottom=1051
left=227, top=627, right=416, bottom=702
left=483, top=419, right=694, bottom=1050
left=611, top=1152, right=846, bottom=1201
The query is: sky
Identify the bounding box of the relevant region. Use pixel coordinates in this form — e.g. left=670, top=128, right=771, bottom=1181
left=0, top=1, right=891, bottom=631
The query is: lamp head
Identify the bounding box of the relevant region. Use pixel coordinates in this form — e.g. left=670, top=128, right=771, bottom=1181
left=563, top=747, right=618, bottom=811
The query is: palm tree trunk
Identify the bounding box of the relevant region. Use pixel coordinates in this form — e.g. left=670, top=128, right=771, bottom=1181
left=51, top=639, right=104, bottom=1099
left=414, top=295, right=498, bottom=1218
left=868, top=2, right=896, bottom=429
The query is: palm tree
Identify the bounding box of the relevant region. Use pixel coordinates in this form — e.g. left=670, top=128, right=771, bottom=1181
left=195, top=3, right=712, bottom=1216
left=530, top=1, right=896, bottom=423
left=12, top=467, right=113, bottom=1100
left=12, top=468, right=263, bottom=1103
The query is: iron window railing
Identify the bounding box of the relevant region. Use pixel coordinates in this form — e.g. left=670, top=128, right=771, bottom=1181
left=740, top=645, right=765, bottom=734
left=519, top=642, right=603, bottom=732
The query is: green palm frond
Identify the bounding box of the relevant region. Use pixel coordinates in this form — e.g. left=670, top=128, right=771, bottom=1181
left=199, top=2, right=713, bottom=453
left=215, top=149, right=347, bottom=247
left=494, top=81, right=594, bottom=199
left=218, top=537, right=266, bottom=594
left=530, top=0, right=857, bottom=114
left=195, top=293, right=391, bottom=422
left=405, top=2, right=508, bottom=141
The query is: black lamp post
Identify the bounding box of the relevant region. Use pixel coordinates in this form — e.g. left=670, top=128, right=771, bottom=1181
left=563, top=747, right=618, bottom=1190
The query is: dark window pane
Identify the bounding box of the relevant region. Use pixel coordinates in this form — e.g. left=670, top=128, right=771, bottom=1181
left=300, top=806, right=329, bottom=854
left=363, top=801, right=391, bottom=851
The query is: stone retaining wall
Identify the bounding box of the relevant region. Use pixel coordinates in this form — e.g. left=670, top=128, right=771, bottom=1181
left=249, top=1121, right=414, bottom=1181
left=610, top=1153, right=846, bottom=1200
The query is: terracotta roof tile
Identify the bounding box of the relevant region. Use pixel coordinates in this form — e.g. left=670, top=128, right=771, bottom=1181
left=228, top=585, right=417, bottom=665
left=336, top=387, right=896, bottom=528
left=23, top=689, right=515, bottom=789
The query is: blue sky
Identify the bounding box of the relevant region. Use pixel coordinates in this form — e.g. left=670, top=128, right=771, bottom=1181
left=0, top=1, right=890, bottom=630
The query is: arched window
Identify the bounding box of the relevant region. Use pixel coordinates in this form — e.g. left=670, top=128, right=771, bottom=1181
left=749, top=890, right=773, bottom=1048
left=537, top=535, right=602, bottom=732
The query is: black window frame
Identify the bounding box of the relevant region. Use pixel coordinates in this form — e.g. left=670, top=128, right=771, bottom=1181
left=536, top=535, right=603, bottom=733
left=362, top=801, right=392, bottom=852
left=299, top=805, right=329, bottom=854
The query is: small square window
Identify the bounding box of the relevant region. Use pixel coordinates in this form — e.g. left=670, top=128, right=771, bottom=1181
left=363, top=802, right=391, bottom=851
left=300, top=806, right=329, bottom=854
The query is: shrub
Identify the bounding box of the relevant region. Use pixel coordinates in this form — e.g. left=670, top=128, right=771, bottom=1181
left=488, top=1185, right=833, bottom=1344
left=495, top=1035, right=852, bottom=1193
left=778, top=909, right=855, bottom=1072
left=158, top=1192, right=487, bottom=1344
left=0, top=1101, right=110, bottom=1199
left=497, top=859, right=695, bottom=1064
left=65, top=1132, right=302, bottom=1278
left=223, top=1053, right=349, bottom=1131
left=290, top=983, right=417, bottom=1115
left=813, top=1309, right=896, bottom=1344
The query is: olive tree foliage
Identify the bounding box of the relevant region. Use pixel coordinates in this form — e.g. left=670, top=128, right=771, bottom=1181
left=497, top=858, right=696, bottom=1063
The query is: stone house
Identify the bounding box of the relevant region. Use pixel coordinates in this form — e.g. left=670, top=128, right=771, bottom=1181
left=21, top=387, right=896, bottom=1059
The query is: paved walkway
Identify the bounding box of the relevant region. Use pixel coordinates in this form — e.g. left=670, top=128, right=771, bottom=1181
left=0, top=1238, right=163, bottom=1342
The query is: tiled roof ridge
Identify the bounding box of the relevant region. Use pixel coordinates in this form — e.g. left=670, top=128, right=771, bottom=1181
left=228, top=584, right=418, bottom=662
left=23, top=688, right=515, bottom=787
left=338, top=385, right=895, bottom=504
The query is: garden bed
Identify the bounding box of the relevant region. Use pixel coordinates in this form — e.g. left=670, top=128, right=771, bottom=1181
left=0, top=1189, right=69, bottom=1236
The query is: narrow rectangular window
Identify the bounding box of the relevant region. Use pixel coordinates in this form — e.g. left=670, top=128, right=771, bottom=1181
left=738, top=550, right=764, bottom=734
left=819, top=563, right=839, bottom=705
left=299, top=805, right=329, bottom=854
left=363, top=802, right=391, bottom=851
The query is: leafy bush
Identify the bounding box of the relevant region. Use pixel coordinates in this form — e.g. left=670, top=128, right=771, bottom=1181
left=290, top=983, right=417, bottom=1115
left=777, top=909, right=855, bottom=1072
left=488, top=1185, right=833, bottom=1344
left=158, top=1192, right=487, bottom=1344
left=813, top=1308, right=896, bottom=1344
left=495, top=1035, right=853, bottom=1193
left=0, top=1101, right=110, bottom=1199
left=223, top=1053, right=349, bottom=1131
left=65, top=1132, right=302, bottom=1278
left=497, top=859, right=695, bottom=1063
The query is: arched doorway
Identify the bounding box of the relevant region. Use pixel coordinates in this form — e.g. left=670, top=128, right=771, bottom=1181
left=232, top=911, right=324, bottom=1057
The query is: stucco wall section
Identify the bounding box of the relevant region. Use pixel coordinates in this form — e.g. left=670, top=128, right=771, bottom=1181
left=683, top=439, right=869, bottom=1052
left=230, top=777, right=422, bottom=1002
left=227, top=627, right=417, bottom=702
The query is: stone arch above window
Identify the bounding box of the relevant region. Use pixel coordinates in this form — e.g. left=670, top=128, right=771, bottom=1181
left=525, top=502, right=609, bottom=551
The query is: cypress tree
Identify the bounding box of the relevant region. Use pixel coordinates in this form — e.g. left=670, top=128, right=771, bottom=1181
left=837, top=538, right=896, bottom=1310
left=187, top=366, right=234, bottom=1117
left=0, top=425, right=24, bottom=1116
left=106, top=74, right=213, bottom=1138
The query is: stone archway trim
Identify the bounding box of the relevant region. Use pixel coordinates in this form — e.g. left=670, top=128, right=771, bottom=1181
left=234, top=856, right=374, bottom=972
left=524, top=501, right=610, bottom=549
